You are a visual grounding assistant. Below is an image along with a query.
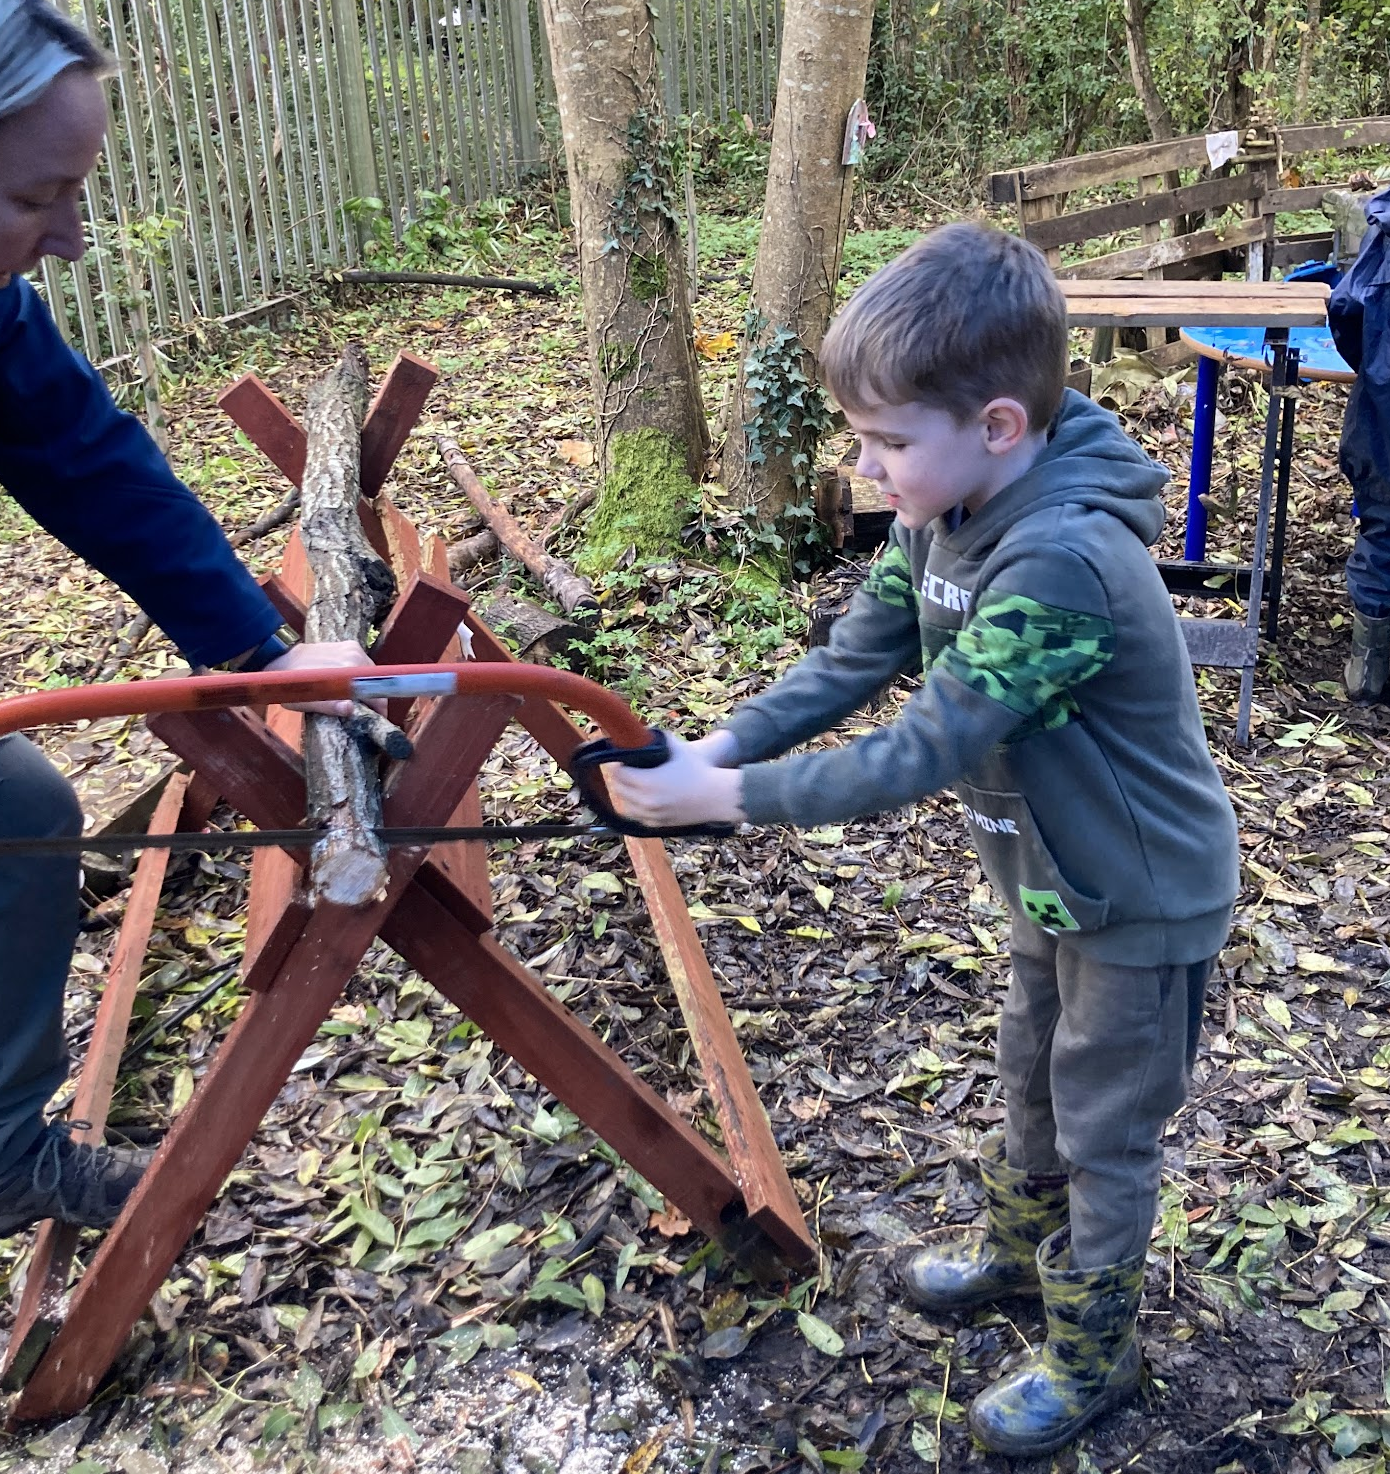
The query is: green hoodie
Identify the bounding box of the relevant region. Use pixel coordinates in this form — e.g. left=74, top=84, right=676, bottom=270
left=725, top=390, right=1238, bottom=966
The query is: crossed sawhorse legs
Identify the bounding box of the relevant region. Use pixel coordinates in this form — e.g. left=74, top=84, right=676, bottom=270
left=10, top=574, right=813, bottom=1422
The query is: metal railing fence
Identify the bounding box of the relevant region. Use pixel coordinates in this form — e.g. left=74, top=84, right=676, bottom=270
left=40, top=0, right=780, bottom=365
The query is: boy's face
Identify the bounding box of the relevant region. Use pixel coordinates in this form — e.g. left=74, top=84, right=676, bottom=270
left=848, top=398, right=1003, bottom=528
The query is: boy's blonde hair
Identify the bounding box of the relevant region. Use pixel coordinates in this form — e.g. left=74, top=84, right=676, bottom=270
left=820, top=222, right=1068, bottom=432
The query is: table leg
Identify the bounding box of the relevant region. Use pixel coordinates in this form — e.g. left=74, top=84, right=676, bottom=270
left=1265, top=348, right=1301, bottom=642
left=1237, top=332, right=1290, bottom=744
left=1186, top=354, right=1220, bottom=563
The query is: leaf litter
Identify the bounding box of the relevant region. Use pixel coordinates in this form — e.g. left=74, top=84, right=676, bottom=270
left=0, top=217, right=1389, bottom=1472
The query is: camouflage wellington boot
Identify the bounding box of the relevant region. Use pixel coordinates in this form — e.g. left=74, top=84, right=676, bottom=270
left=1345, top=611, right=1390, bottom=702
left=967, top=1227, right=1145, bottom=1457
left=900, top=1132, right=1069, bottom=1312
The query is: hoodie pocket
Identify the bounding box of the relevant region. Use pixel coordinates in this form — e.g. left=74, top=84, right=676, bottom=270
left=955, top=780, right=1110, bottom=934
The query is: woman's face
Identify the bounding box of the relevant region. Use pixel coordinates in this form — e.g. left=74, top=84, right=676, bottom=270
left=0, top=67, right=105, bottom=287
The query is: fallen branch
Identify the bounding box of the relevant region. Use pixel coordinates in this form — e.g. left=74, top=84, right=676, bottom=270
left=436, top=438, right=597, bottom=616
left=229, top=486, right=301, bottom=549
left=300, top=344, right=396, bottom=908
left=332, top=269, right=556, bottom=297
left=447, top=527, right=500, bottom=578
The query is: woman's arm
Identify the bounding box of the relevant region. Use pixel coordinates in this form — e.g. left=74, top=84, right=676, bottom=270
left=0, top=278, right=283, bottom=668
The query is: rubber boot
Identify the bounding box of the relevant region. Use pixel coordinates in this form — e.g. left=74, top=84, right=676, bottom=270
left=1345, top=611, right=1390, bottom=702
left=967, top=1227, right=1144, bottom=1458
left=900, top=1132, right=1069, bottom=1312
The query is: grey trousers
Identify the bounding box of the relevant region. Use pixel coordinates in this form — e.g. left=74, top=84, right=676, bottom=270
left=0, top=734, right=83, bottom=1174
left=997, top=923, right=1211, bottom=1270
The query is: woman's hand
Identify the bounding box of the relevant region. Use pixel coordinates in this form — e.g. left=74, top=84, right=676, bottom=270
left=607, top=730, right=747, bottom=828
left=265, top=640, right=385, bottom=716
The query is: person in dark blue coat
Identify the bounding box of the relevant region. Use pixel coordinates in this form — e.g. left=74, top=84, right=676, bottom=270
left=0, top=1, right=376, bottom=1236
left=1330, top=186, right=1390, bottom=699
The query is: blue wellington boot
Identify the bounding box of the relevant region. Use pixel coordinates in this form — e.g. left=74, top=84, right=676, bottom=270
left=899, top=1132, right=1069, bottom=1312
left=967, top=1226, right=1145, bottom=1457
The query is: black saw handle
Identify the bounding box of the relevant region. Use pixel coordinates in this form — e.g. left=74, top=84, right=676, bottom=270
left=570, top=733, right=737, bottom=840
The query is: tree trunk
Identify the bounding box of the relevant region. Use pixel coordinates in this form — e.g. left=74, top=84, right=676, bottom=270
left=538, top=0, right=708, bottom=483
left=1295, top=0, right=1320, bottom=122
left=722, top=0, right=874, bottom=535
left=299, top=344, right=397, bottom=909
left=1121, top=0, right=1176, bottom=141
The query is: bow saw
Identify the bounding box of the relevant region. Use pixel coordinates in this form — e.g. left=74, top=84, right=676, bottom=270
left=0, top=663, right=732, bottom=857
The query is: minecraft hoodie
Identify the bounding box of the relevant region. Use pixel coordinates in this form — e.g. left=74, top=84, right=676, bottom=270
left=724, top=389, right=1238, bottom=966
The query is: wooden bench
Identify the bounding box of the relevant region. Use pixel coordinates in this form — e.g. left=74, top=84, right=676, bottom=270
left=988, top=117, right=1390, bottom=287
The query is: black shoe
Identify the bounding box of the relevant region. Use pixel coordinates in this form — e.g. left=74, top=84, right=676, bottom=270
left=0, top=1121, right=147, bottom=1236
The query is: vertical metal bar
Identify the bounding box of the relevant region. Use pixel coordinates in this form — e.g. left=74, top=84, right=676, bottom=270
left=293, top=0, right=345, bottom=261
left=1236, top=332, right=1289, bottom=745
left=170, top=0, right=234, bottom=309
left=425, top=1, right=465, bottom=201
left=219, top=0, right=274, bottom=291
left=318, top=0, right=360, bottom=256
left=275, top=0, right=324, bottom=264
left=698, top=0, right=712, bottom=119
left=447, top=6, right=488, bottom=203
left=715, top=0, right=728, bottom=123
left=240, top=0, right=291, bottom=283
left=1185, top=353, right=1218, bottom=562
left=501, top=0, right=540, bottom=172
left=363, top=0, right=405, bottom=232
left=482, top=0, right=513, bottom=183
left=381, top=0, right=420, bottom=222
left=410, top=0, right=448, bottom=194
left=145, top=0, right=211, bottom=317
left=196, top=0, right=253, bottom=299
left=257, top=0, right=309, bottom=271
left=1266, top=348, right=1301, bottom=643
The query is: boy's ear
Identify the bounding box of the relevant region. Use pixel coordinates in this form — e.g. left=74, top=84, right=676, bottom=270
left=980, top=397, right=1032, bottom=454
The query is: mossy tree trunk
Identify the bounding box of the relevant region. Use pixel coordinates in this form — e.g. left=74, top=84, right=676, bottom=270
left=539, top=0, right=709, bottom=494
left=723, top=0, right=873, bottom=537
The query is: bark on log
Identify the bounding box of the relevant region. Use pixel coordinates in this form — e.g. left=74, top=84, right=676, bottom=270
left=300, top=344, right=397, bottom=908
left=437, top=438, right=597, bottom=615
left=478, top=594, right=584, bottom=662
left=333, top=269, right=556, bottom=296
left=447, top=527, right=500, bottom=578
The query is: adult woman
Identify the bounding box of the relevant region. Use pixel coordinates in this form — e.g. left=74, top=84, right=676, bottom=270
left=0, top=0, right=369, bottom=1234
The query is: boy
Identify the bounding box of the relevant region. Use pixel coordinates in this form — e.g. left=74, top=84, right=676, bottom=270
left=611, top=223, right=1239, bottom=1457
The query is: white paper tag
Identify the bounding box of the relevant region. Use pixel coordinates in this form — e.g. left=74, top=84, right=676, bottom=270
left=1205, top=130, right=1240, bottom=171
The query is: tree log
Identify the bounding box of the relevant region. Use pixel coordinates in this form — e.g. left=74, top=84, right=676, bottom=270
left=436, top=438, right=597, bottom=615
left=447, top=527, right=500, bottom=578
left=300, top=344, right=396, bottom=908
left=333, top=269, right=556, bottom=296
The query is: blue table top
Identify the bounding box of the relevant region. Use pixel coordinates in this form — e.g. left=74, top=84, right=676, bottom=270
left=1180, top=324, right=1353, bottom=381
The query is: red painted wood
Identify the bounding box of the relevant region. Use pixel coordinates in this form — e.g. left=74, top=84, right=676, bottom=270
left=242, top=700, right=306, bottom=990
left=216, top=375, right=307, bottom=487
left=360, top=352, right=438, bottom=498
left=258, top=574, right=307, bottom=636
left=625, top=836, right=815, bottom=1266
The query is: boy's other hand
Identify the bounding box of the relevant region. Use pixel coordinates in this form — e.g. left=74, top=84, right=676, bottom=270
left=608, top=730, right=747, bottom=828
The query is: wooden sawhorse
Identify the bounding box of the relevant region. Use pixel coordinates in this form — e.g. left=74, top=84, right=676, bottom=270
left=4, top=354, right=813, bottom=1421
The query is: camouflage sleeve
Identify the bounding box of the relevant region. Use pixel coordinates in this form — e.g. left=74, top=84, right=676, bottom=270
left=863, top=539, right=916, bottom=611
left=936, top=588, right=1116, bottom=725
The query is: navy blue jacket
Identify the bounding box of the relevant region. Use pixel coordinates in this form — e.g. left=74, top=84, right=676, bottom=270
left=0, top=277, right=282, bottom=667
left=1330, top=187, right=1390, bottom=502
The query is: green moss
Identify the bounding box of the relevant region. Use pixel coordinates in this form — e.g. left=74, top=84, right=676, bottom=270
left=578, top=429, right=700, bottom=574
left=630, top=251, right=669, bottom=302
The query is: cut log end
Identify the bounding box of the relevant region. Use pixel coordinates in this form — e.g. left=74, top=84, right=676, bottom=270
left=310, top=836, right=389, bottom=910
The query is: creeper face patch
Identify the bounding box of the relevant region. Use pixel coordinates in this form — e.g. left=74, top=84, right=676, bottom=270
left=1018, top=887, right=1080, bottom=931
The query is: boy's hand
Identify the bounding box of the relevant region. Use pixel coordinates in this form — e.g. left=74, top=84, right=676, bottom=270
left=608, top=730, right=747, bottom=828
